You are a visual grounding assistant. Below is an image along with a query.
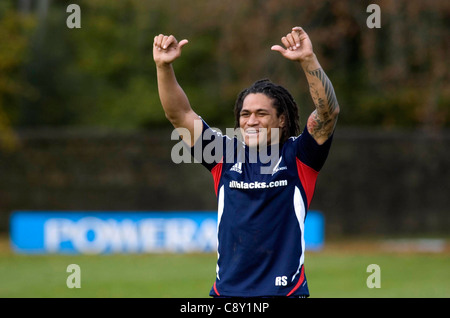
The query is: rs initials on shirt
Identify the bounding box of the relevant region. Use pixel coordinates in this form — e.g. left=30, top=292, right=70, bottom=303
left=275, top=276, right=288, bottom=286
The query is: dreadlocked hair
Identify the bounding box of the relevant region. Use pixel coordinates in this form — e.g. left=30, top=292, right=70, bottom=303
left=234, top=79, right=300, bottom=144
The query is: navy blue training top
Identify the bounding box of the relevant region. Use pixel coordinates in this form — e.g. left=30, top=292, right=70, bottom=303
left=191, top=120, right=333, bottom=297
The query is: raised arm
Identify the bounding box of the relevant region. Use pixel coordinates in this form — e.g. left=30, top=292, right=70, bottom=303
left=153, top=34, right=201, bottom=146
left=271, top=27, right=340, bottom=145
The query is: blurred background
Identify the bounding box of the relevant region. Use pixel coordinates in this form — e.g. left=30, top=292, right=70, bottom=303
left=0, top=0, right=449, bottom=240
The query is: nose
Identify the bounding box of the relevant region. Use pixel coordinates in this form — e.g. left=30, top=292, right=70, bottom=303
left=247, top=113, right=259, bottom=126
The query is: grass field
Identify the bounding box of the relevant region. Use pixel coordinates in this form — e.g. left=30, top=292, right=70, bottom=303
left=0, top=237, right=449, bottom=298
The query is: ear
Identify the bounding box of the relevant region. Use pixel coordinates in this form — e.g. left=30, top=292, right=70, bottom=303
left=279, top=114, right=286, bottom=128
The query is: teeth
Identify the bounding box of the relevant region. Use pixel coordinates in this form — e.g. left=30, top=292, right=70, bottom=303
left=246, top=129, right=258, bottom=134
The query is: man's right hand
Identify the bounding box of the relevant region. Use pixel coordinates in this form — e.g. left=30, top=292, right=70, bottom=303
left=153, top=34, right=189, bottom=67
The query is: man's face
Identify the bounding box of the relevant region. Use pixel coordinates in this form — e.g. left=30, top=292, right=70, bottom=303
left=239, top=93, right=285, bottom=147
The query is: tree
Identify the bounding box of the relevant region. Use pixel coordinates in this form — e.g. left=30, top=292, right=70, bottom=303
left=0, top=3, right=35, bottom=150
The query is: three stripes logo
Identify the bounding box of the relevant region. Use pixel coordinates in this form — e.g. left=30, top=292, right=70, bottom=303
left=230, top=162, right=242, bottom=174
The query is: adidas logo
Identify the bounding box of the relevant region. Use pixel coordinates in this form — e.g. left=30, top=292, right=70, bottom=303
left=230, top=162, right=242, bottom=174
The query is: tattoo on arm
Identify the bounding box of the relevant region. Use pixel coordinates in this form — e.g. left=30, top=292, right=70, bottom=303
left=307, top=68, right=339, bottom=114
left=306, top=68, right=339, bottom=140
left=307, top=109, right=334, bottom=138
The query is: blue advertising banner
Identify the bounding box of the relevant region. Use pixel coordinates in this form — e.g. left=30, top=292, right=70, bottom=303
left=10, top=211, right=324, bottom=254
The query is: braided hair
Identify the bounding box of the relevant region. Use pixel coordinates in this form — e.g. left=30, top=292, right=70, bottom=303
left=234, top=79, right=300, bottom=145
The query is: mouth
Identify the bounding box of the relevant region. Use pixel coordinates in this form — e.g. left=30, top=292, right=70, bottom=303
left=245, top=128, right=260, bottom=136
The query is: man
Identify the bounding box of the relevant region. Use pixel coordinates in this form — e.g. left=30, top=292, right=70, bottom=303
left=153, top=27, right=339, bottom=297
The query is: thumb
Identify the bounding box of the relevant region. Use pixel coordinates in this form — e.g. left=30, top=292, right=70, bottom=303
left=179, top=39, right=189, bottom=49
left=271, top=45, right=286, bottom=54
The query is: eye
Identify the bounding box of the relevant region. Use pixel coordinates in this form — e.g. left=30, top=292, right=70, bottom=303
left=240, top=111, right=250, bottom=118
left=257, top=111, right=269, bottom=117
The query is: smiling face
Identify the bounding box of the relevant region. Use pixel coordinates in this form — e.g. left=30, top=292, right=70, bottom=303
left=239, top=93, right=285, bottom=147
